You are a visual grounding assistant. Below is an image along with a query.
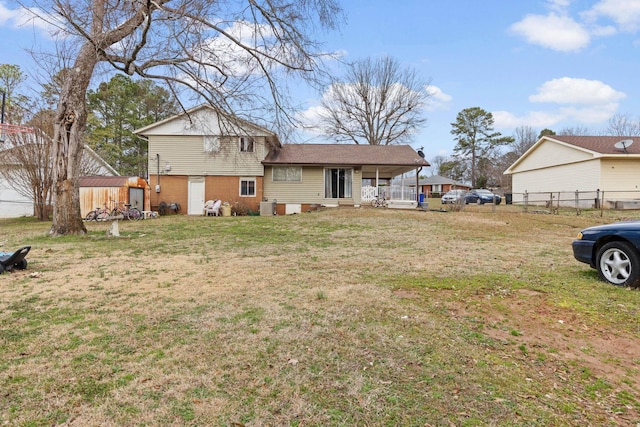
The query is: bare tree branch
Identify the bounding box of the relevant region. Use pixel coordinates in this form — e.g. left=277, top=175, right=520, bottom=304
left=318, top=56, right=430, bottom=145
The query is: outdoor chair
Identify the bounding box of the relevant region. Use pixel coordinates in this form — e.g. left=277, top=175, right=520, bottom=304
left=204, top=199, right=222, bottom=216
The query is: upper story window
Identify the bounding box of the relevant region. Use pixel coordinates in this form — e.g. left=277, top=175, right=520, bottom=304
left=239, top=136, right=254, bottom=153
left=273, top=167, right=302, bottom=182
left=204, top=135, right=220, bottom=152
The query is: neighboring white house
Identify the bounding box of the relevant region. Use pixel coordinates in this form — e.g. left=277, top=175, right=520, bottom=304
left=504, top=135, right=640, bottom=208
left=0, top=144, right=118, bottom=218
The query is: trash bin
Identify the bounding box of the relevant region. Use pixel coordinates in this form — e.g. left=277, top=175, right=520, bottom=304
left=221, top=204, right=231, bottom=217
left=419, top=193, right=425, bottom=205
left=505, top=193, right=512, bottom=205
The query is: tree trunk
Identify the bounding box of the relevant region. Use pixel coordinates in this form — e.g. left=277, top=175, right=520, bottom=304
left=49, top=44, right=98, bottom=236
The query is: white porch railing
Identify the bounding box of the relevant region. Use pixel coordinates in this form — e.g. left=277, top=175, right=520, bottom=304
left=362, top=185, right=417, bottom=202
left=362, top=186, right=378, bottom=202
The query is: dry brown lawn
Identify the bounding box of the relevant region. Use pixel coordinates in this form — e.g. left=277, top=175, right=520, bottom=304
left=1, top=205, right=640, bottom=426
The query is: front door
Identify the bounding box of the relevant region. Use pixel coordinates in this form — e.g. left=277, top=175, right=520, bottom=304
left=188, top=177, right=205, bottom=215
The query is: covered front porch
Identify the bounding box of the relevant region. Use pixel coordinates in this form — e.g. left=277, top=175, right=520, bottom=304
left=360, top=165, right=422, bottom=209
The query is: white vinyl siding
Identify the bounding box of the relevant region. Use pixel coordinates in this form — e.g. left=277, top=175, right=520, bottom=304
left=510, top=140, right=594, bottom=173
left=511, top=159, right=601, bottom=194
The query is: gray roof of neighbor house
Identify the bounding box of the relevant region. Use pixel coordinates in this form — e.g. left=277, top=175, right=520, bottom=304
left=550, top=136, right=640, bottom=155
left=418, top=175, right=468, bottom=187
left=262, top=144, right=429, bottom=167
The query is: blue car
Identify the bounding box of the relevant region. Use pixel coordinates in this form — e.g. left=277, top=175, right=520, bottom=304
left=572, top=221, right=640, bottom=287
left=464, top=189, right=501, bottom=205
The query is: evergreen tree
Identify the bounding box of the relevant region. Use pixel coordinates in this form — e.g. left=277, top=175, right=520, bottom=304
left=87, top=75, right=179, bottom=177
left=450, top=107, right=513, bottom=188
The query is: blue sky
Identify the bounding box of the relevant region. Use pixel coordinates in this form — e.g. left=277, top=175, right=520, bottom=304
left=2, top=0, right=640, bottom=162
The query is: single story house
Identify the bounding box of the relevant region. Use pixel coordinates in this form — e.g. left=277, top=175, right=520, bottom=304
left=418, top=175, right=470, bottom=197
left=134, top=105, right=430, bottom=215
left=504, top=135, right=640, bottom=208
left=262, top=144, right=430, bottom=212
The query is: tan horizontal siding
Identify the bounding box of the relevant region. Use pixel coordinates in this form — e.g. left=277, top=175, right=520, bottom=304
left=601, top=159, right=640, bottom=195
left=264, top=166, right=362, bottom=205
left=148, top=135, right=267, bottom=177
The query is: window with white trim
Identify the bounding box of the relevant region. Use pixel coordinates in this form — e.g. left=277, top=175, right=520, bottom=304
left=204, top=135, right=220, bottom=152
left=239, top=136, right=254, bottom=152
left=272, top=166, right=302, bottom=182
left=240, top=177, right=256, bottom=197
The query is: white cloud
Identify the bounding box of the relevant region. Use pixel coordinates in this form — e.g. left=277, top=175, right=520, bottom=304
left=425, top=85, right=452, bottom=111
left=510, top=13, right=590, bottom=52
left=529, top=77, right=626, bottom=105
left=547, top=0, right=571, bottom=13
left=494, top=77, right=625, bottom=130
left=0, top=1, right=60, bottom=38
left=584, top=0, right=640, bottom=32
left=512, top=0, right=640, bottom=51
left=493, top=110, right=563, bottom=129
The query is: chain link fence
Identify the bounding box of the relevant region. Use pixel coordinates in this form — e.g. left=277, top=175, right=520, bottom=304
left=506, top=190, right=640, bottom=216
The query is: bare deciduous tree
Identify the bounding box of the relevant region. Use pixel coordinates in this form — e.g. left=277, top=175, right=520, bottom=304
left=558, top=125, right=591, bottom=136
left=20, top=0, right=342, bottom=235
left=512, top=125, right=538, bottom=157
left=606, top=113, right=640, bottom=136
left=318, top=56, right=431, bottom=145
left=0, top=128, right=53, bottom=220
left=0, top=108, right=111, bottom=220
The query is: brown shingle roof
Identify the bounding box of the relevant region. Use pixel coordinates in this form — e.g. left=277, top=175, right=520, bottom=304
left=262, top=144, right=430, bottom=166
left=550, top=136, right=640, bottom=155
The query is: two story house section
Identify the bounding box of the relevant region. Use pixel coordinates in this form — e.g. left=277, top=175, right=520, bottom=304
left=134, top=105, right=281, bottom=215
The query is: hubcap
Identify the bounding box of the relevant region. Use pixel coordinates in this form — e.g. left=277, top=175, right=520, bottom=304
left=600, top=248, right=631, bottom=285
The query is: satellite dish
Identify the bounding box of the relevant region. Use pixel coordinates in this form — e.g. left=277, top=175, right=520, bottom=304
left=614, top=139, right=634, bottom=152
left=417, top=147, right=425, bottom=158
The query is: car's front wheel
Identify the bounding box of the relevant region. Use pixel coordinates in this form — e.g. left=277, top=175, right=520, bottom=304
left=596, top=241, right=640, bottom=287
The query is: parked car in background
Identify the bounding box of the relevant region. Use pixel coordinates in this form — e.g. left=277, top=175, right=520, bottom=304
left=464, top=189, right=501, bottom=205
left=572, top=221, right=640, bottom=287
left=441, top=189, right=466, bottom=204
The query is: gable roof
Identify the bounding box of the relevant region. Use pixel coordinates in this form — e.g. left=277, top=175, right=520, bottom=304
left=133, top=104, right=281, bottom=147
left=262, top=144, right=429, bottom=167
left=505, top=135, right=640, bottom=174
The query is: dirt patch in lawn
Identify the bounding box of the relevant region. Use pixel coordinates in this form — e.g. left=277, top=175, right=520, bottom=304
left=445, top=287, right=640, bottom=394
